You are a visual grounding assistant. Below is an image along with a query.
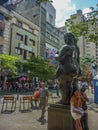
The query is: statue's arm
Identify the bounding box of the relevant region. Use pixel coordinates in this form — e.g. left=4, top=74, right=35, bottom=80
left=56, top=46, right=73, bottom=62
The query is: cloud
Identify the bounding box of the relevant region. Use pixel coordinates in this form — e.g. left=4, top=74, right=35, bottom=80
left=83, top=8, right=92, bottom=15
left=52, top=0, right=76, bottom=27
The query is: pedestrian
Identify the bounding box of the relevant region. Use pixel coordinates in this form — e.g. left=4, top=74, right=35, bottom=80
left=70, top=89, right=83, bottom=130
left=91, top=83, right=94, bottom=94
left=33, top=87, right=40, bottom=108
left=39, top=82, right=49, bottom=119
left=54, top=80, right=60, bottom=97
left=80, top=86, right=89, bottom=130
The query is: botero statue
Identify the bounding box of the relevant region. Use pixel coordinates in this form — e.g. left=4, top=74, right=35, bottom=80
left=55, top=33, right=81, bottom=105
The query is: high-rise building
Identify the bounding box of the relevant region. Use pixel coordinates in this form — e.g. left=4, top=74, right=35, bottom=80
left=4, top=0, right=64, bottom=58
left=2, top=0, right=66, bottom=59
left=0, top=5, right=39, bottom=60
left=0, top=6, right=11, bottom=54
left=66, top=9, right=98, bottom=64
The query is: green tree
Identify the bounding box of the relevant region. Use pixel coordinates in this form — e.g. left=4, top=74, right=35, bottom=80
left=80, top=54, right=95, bottom=66
left=18, top=56, right=56, bottom=81
left=0, top=54, right=20, bottom=90
left=0, top=54, right=20, bottom=76
left=80, top=54, right=95, bottom=77
left=65, top=4, right=98, bottom=43
left=37, top=0, right=53, bottom=4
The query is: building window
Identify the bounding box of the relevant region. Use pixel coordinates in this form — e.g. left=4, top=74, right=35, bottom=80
left=0, top=45, right=3, bottom=54
left=0, top=22, right=5, bottom=30
left=24, top=35, right=28, bottom=45
left=23, top=50, right=27, bottom=60
left=29, top=39, right=35, bottom=46
left=29, top=27, right=34, bottom=33
left=46, top=32, right=50, bottom=39
left=0, top=13, right=4, bottom=21
left=0, top=30, right=4, bottom=37
left=49, top=14, right=53, bottom=23
left=15, top=47, right=22, bottom=55
left=29, top=52, right=35, bottom=57
left=5, top=16, right=8, bottom=21
left=16, top=33, right=23, bottom=41
left=17, top=21, right=22, bottom=27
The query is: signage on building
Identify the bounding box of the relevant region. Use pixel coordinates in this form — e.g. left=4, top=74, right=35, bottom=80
left=0, top=22, right=5, bottom=30
left=18, top=43, right=33, bottom=52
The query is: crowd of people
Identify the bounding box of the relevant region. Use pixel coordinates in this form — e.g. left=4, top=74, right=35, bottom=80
left=0, top=76, right=93, bottom=129
left=0, top=78, right=60, bottom=93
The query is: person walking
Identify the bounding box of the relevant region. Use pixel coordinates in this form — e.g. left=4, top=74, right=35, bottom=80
left=39, top=82, right=49, bottom=119
left=80, top=86, right=89, bottom=130
left=33, top=87, right=40, bottom=108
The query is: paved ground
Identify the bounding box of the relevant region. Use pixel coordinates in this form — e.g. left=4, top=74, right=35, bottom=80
left=0, top=90, right=98, bottom=130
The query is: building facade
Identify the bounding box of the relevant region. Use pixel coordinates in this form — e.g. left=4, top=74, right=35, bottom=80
left=8, top=0, right=64, bottom=59
left=0, top=6, right=12, bottom=54
left=1, top=0, right=66, bottom=60
left=66, top=9, right=98, bottom=64
left=0, top=6, right=39, bottom=60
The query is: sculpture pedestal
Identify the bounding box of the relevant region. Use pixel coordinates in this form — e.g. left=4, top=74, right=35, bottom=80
left=48, top=104, right=76, bottom=130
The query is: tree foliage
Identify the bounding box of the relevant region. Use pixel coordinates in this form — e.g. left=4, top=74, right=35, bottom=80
left=80, top=54, right=96, bottom=79
left=80, top=54, right=95, bottom=66
left=18, top=56, right=56, bottom=81
left=0, top=54, right=20, bottom=76
left=65, top=4, right=98, bottom=43
left=37, top=0, right=53, bottom=4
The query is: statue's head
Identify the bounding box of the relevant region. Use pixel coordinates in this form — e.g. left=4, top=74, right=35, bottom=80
left=64, top=33, right=76, bottom=46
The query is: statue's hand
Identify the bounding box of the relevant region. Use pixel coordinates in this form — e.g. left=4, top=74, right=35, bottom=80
left=55, top=54, right=59, bottom=60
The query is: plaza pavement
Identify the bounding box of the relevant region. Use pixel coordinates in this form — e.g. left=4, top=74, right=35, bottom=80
left=0, top=90, right=98, bottom=130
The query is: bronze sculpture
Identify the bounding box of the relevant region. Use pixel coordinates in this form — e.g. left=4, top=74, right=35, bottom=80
left=55, top=33, right=81, bottom=105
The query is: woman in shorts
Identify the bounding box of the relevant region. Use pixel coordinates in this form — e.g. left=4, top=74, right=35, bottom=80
left=70, top=89, right=83, bottom=130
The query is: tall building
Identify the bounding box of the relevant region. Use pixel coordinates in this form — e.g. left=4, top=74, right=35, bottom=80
left=12, top=0, right=47, bottom=58
left=85, top=11, right=98, bottom=63
left=0, top=5, right=39, bottom=60
left=2, top=0, right=66, bottom=60
left=66, top=10, right=86, bottom=57
left=66, top=9, right=98, bottom=64
left=5, top=0, right=64, bottom=59
left=0, top=6, right=11, bottom=54
left=41, top=2, right=56, bottom=26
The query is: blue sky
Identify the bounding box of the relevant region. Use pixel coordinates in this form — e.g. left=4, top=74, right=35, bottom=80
left=52, top=0, right=98, bottom=27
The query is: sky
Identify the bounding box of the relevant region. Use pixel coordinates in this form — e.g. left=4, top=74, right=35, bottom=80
left=52, top=0, right=98, bottom=27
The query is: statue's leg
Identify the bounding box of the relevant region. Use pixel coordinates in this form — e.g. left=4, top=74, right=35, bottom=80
left=59, top=83, right=66, bottom=104
left=57, top=75, right=73, bottom=105
left=65, top=83, right=72, bottom=105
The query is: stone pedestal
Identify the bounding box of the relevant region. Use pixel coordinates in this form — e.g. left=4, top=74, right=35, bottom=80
left=48, top=104, right=76, bottom=130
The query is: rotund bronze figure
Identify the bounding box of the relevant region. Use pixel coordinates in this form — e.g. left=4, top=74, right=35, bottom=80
left=55, top=33, right=81, bottom=105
